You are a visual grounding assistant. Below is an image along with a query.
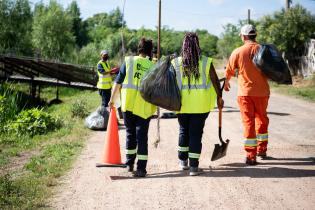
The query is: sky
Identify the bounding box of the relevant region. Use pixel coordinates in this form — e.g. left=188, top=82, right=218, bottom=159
left=29, top=0, right=315, bottom=36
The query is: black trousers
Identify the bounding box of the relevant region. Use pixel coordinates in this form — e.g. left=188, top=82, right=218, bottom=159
left=177, top=112, right=209, bottom=167
left=98, top=88, right=111, bottom=107
left=123, top=111, right=151, bottom=171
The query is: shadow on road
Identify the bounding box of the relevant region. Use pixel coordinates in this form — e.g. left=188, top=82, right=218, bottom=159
left=109, top=157, right=315, bottom=180
left=212, top=109, right=291, bottom=116
left=206, top=166, right=315, bottom=178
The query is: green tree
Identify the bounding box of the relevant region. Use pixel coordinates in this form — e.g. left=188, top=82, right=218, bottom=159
left=67, top=1, right=88, bottom=48
left=160, top=27, right=184, bottom=55
left=77, top=42, right=99, bottom=66
left=257, top=5, right=315, bottom=74
left=32, top=0, right=75, bottom=60
left=197, top=29, right=218, bottom=57
left=0, top=0, right=32, bottom=55
left=217, top=23, right=243, bottom=59
left=84, top=8, right=125, bottom=43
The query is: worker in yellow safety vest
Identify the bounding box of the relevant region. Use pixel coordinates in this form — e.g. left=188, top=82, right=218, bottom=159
left=109, top=38, right=156, bottom=177
left=171, top=32, right=224, bottom=176
left=97, top=50, right=112, bottom=107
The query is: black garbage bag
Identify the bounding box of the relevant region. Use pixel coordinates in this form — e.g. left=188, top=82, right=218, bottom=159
left=253, top=44, right=292, bottom=84
left=140, top=56, right=181, bottom=111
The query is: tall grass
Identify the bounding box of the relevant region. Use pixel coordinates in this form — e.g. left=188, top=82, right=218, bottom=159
left=0, top=83, right=100, bottom=209
left=0, top=84, right=22, bottom=126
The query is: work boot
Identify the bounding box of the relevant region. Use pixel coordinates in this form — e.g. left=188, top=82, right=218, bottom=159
left=126, top=164, right=134, bottom=172
left=179, top=160, right=189, bottom=170
left=257, top=152, right=267, bottom=158
left=132, top=169, right=147, bottom=177
left=245, top=157, right=257, bottom=165
left=189, top=167, right=203, bottom=176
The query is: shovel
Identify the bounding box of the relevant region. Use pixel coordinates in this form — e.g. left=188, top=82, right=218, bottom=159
left=211, top=79, right=230, bottom=161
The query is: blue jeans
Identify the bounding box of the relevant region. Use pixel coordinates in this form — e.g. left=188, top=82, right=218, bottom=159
left=98, top=89, right=111, bottom=107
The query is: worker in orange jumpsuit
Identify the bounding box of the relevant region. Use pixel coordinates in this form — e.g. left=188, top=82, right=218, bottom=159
left=224, top=24, right=270, bottom=165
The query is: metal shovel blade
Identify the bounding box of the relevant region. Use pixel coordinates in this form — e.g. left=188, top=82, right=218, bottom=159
left=211, top=139, right=230, bottom=161
left=211, top=78, right=230, bottom=162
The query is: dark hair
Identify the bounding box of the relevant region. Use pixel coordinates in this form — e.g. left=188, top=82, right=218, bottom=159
left=180, top=32, right=201, bottom=88
left=248, top=34, right=257, bottom=41
left=247, top=30, right=257, bottom=40
left=138, top=38, right=153, bottom=57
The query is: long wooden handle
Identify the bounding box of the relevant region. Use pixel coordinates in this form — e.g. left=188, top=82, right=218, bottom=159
left=219, top=107, right=222, bottom=127
left=218, top=78, right=225, bottom=144
left=218, top=78, right=225, bottom=128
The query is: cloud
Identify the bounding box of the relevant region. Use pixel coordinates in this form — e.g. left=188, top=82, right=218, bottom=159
left=208, top=0, right=225, bottom=6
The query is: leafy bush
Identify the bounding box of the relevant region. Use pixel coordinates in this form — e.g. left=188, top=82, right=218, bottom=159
left=6, top=108, right=62, bottom=137
left=71, top=100, right=88, bottom=118
left=0, top=95, right=6, bottom=131
left=0, top=84, right=46, bottom=133
left=0, top=85, right=21, bottom=132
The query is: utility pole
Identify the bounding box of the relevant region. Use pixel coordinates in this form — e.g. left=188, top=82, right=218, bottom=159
left=247, top=9, right=251, bottom=24
left=157, top=0, right=161, bottom=60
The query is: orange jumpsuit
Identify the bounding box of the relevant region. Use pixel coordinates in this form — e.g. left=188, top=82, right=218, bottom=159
left=225, top=40, right=270, bottom=161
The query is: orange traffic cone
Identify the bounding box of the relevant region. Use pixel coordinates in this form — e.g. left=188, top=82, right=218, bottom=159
left=96, top=107, right=126, bottom=168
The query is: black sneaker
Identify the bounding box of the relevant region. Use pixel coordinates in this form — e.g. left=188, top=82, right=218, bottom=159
left=127, top=165, right=134, bottom=172
left=132, top=169, right=147, bottom=177
left=189, top=167, right=203, bottom=176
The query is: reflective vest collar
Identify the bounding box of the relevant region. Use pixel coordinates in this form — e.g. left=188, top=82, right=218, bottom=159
left=174, top=56, right=210, bottom=90
left=122, top=56, right=139, bottom=90
left=99, top=60, right=110, bottom=71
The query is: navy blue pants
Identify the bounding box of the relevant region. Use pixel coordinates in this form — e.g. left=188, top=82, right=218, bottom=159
left=177, top=112, right=209, bottom=167
left=98, top=89, right=111, bottom=107
left=123, top=111, right=151, bottom=171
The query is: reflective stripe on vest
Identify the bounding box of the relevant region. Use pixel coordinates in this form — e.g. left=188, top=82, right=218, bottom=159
left=244, top=138, right=257, bottom=147
left=97, top=60, right=112, bottom=89
left=189, top=152, right=200, bottom=159
left=178, top=146, right=189, bottom=152
left=122, top=56, right=138, bottom=90
left=172, top=56, right=217, bottom=113
left=120, top=56, right=157, bottom=119
left=137, top=154, right=148, bottom=160
left=174, top=57, right=210, bottom=90
left=257, top=133, right=268, bottom=142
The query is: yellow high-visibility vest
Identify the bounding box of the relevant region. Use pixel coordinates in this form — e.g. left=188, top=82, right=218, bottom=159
left=97, top=60, right=112, bottom=89
left=121, top=56, right=157, bottom=119
left=171, top=56, right=217, bottom=114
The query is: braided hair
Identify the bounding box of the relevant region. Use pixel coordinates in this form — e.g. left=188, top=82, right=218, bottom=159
left=180, top=32, right=201, bottom=88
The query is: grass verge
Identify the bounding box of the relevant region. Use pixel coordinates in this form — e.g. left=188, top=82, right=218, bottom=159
left=0, top=85, right=100, bottom=209
left=270, top=75, right=315, bottom=102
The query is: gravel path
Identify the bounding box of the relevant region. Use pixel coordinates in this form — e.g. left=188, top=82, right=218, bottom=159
left=50, top=82, right=315, bottom=210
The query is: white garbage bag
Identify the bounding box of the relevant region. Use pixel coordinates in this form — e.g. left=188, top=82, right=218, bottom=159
left=84, top=106, right=109, bottom=130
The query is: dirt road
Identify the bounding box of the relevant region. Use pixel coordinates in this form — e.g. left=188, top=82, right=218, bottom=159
left=51, top=82, right=315, bottom=210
